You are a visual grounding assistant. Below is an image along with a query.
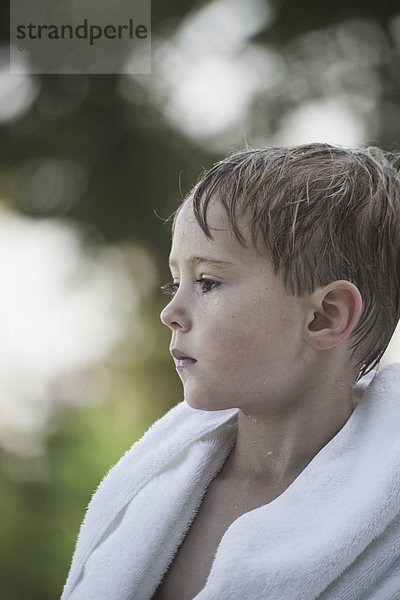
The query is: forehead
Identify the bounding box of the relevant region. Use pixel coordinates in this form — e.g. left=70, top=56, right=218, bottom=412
left=170, top=199, right=253, bottom=266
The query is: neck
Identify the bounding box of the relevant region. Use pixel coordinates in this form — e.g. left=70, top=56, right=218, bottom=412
left=224, top=371, right=356, bottom=488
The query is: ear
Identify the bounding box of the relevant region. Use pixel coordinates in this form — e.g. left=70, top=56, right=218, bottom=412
left=304, top=281, right=363, bottom=351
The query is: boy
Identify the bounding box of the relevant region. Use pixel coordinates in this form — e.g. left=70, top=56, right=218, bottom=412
left=62, top=143, right=400, bottom=600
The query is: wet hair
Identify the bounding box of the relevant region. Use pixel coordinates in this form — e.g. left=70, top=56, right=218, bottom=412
left=176, top=143, right=400, bottom=376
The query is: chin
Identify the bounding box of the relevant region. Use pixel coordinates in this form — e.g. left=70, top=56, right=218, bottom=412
left=184, top=396, right=215, bottom=411
left=183, top=389, right=236, bottom=412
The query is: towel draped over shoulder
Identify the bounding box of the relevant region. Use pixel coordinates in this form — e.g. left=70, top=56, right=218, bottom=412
left=62, top=364, right=400, bottom=600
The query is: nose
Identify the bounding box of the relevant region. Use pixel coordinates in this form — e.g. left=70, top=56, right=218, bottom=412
left=160, top=294, right=191, bottom=332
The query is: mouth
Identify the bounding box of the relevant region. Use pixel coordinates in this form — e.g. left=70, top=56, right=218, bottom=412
left=170, top=348, right=197, bottom=368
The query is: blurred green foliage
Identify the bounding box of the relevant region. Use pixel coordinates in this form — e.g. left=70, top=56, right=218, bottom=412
left=1, top=0, right=400, bottom=597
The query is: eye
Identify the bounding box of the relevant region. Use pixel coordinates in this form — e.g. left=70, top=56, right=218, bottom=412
left=195, top=277, right=220, bottom=294
left=161, top=277, right=221, bottom=296
left=161, top=281, right=179, bottom=296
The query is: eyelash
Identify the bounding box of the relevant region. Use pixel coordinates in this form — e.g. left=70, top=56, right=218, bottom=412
left=161, top=278, right=220, bottom=296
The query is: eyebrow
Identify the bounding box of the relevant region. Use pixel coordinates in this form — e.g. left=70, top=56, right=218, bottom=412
left=169, top=255, right=235, bottom=270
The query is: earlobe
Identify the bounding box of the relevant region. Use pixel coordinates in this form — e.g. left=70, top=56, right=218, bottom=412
left=304, top=281, right=362, bottom=351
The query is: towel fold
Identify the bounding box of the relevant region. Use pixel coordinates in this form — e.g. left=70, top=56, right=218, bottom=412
left=62, top=364, right=400, bottom=600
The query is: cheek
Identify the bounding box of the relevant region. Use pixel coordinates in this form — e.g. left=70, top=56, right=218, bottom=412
left=199, top=297, right=296, bottom=369
left=200, top=312, right=271, bottom=368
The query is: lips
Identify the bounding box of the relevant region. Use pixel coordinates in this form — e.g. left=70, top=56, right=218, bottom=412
left=170, top=348, right=197, bottom=368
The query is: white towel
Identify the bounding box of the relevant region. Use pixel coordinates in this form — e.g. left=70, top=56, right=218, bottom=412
left=62, top=364, right=400, bottom=600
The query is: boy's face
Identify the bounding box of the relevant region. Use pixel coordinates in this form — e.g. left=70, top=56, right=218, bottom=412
left=161, top=199, right=310, bottom=414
